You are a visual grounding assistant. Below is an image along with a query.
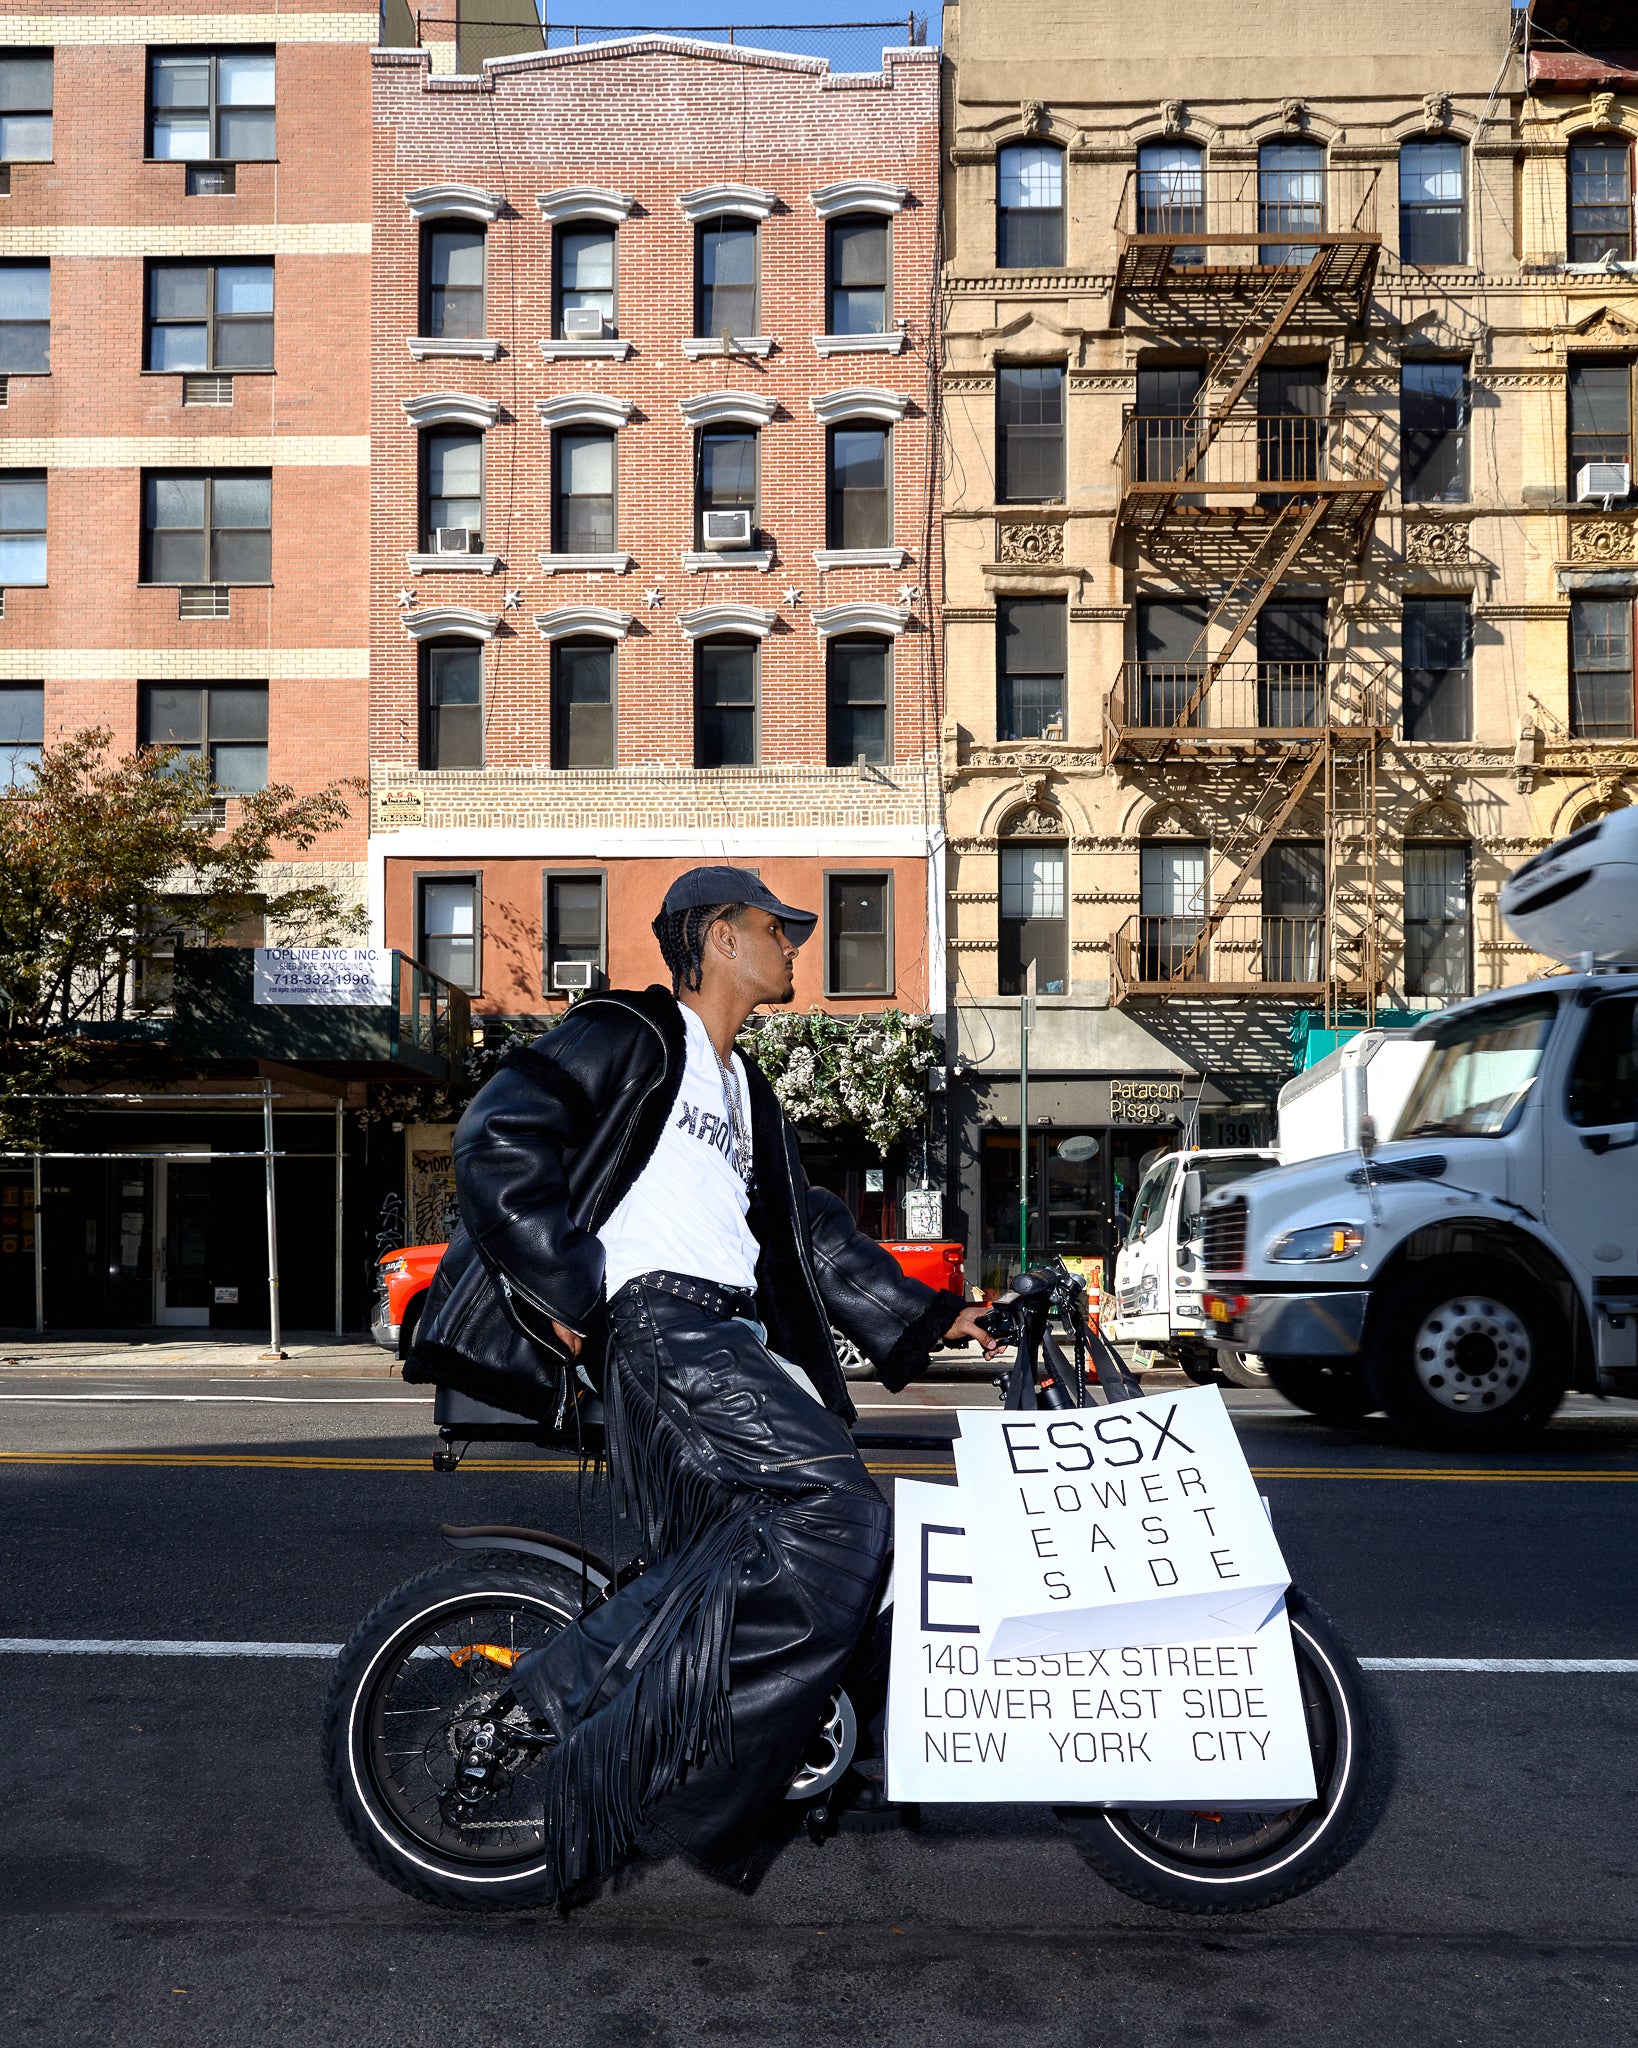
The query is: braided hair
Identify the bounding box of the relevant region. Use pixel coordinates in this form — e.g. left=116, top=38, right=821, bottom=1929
left=652, top=900, right=744, bottom=994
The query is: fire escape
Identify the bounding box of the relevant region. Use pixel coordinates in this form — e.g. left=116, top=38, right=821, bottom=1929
left=1102, top=160, right=1388, bottom=1018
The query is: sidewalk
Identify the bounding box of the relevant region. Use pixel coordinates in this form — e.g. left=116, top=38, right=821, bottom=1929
left=0, top=1331, right=392, bottom=1377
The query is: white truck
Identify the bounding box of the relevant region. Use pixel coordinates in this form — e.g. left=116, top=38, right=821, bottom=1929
left=1198, top=807, right=1638, bottom=1445
left=1276, top=1030, right=1431, bottom=1166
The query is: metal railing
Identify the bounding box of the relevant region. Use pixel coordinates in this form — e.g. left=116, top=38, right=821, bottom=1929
left=1106, top=660, right=1389, bottom=739
left=1117, top=412, right=1385, bottom=497
left=395, top=953, right=470, bottom=1077
left=1114, top=163, right=1380, bottom=244
left=1111, top=913, right=1328, bottom=996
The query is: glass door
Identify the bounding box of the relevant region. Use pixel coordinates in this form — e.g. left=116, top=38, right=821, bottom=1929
left=156, top=1158, right=212, bottom=1324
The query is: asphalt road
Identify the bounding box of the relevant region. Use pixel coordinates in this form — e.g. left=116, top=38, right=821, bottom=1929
left=3, top=1370, right=1637, bottom=2046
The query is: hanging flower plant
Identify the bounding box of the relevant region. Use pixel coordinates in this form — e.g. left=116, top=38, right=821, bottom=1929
left=740, top=1007, right=940, bottom=1153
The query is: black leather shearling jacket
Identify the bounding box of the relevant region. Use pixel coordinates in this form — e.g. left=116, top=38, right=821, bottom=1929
left=406, top=985, right=961, bottom=1424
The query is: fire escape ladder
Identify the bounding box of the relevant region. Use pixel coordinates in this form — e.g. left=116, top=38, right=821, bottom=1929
left=1175, top=249, right=1331, bottom=487
left=1171, top=743, right=1328, bottom=985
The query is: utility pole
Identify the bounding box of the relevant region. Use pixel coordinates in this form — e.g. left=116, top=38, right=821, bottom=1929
left=1018, top=958, right=1036, bottom=1276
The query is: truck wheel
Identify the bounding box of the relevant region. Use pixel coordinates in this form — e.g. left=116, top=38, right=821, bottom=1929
left=1364, top=1257, right=1567, bottom=1447
left=1176, top=1345, right=1219, bottom=1385
left=399, top=1293, right=425, bottom=1360
left=831, top=1327, right=875, bottom=1381
left=1218, top=1349, right=1270, bottom=1390
left=1264, top=1356, right=1372, bottom=1425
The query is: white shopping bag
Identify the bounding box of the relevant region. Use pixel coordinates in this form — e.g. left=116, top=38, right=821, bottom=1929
left=886, top=1479, right=1316, bottom=1806
left=951, top=1386, right=1291, bottom=1659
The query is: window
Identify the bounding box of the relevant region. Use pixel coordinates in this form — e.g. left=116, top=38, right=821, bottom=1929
left=1258, top=361, right=1326, bottom=487
left=996, top=364, right=1064, bottom=502
left=1000, top=842, right=1067, bottom=995
left=1136, top=599, right=1206, bottom=727
left=551, top=638, right=615, bottom=768
left=423, top=430, right=482, bottom=551
left=1403, top=598, right=1472, bottom=742
left=1259, top=141, right=1324, bottom=266
left=554, top=431, right=614, bottom=553
left=827, top=423, right=889, bottom=547
left=0, top=263, right=48, bottom=374
left=417, top=875, right=479, bottom=994
left=142, top=472, right=270, bottom=583
left=0, top=681, right=42, bottom=789
left=1134, top=363, right=1204, bottom=482
left=1398, top=993, right=1554, bottom=1134
left=826, top=873, right=892, bottom=997
left=1137, top=142, right=1203, bottom=266
left=1399, top=141, right=1465, bottom=265
left=1403, top=843, right=1471, bottom=999
left=0, top=51, right=52, bottom=161
left=1568, top=997, right=1638, bottom=1129
left=1261, top=842, right=1323, bottom=982
left=694, top=638, right=757, bottom=767
left=1568, top=359, right=1633, bottom=501
left=826, top=636, right=890, bottom=765
left=139, top=682, right=268, bottom=792
left=998, top=597, right=1066, bottom=740
left=554, top=224, right=614, bottom=335
left=696, top=216, right=757, bottom=338
left=420, top=642, right=483, bottom=770
left=149, top=49, right=275, bottom=161
left=146, top=261, right=273, bottom=371
left=423, top=225, right=484, bottom=339
left=545, top=872, right=605, bottom=986
left=1139, top=842, right=1207, bottom=981
left=695, top=425, right=757, bottom=544
left=1257, top=599, right=1326, bottom=727
left=1400, top=359, right=1468, bottom=502
left=997, top=143, right=1064, bottom=268
left=827, top=214, right=888, bottom=334
left=0, top=470, right=46, bottom=584
left=1568, top=139, right=1633, bottom=265
left=1570, top=598, right=1634, bottom=740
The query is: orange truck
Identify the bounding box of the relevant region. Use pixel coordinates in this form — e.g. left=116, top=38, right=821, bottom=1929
left=372, top=1238, right=966, bottom=1379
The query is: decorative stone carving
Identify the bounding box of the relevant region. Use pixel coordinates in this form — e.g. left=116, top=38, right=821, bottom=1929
left=1422, top=90, right=1452, bottom=133
left=1021, top=100, right=1049, bottom=137
left=1568, top=519, right=1636, bottom=565
left=1405, top=522, right=1471, bottom=564
left=999, top=803, right=1065, bottom=838
left=1591, top=91, right=1617, bottom=129
left=998, top=521, right=1064, bottom=566
left=1160, top=100, right=1185, bottom=137
left=1280, top=98, right=1307, bottom=131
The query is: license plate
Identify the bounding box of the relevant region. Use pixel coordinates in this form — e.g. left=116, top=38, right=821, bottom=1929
left=1208, top=1298, right=1231, bottom=1324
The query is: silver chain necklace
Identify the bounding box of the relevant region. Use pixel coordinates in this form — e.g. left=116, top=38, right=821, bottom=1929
left=710, top=1039, right=752, bottom=1185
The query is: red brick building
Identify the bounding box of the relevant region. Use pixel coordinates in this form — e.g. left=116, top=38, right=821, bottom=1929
left=367, top=34, right=944, bottom=1018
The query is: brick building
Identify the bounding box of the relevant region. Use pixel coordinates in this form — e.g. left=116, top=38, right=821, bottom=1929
left=367, top=35, right=944, bottom=1057
left=0, top=1, right=375, bottom=1329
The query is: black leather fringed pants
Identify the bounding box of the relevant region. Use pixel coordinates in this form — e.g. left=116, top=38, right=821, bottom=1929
left=510, top=1281, right=890, bottom=1900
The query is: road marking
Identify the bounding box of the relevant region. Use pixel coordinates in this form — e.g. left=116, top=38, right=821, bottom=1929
left=0, top=1638, right=1633, bottom=1674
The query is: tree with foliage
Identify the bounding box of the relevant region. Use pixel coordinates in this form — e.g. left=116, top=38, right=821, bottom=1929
left=0, top=728, right=363, bottom=1142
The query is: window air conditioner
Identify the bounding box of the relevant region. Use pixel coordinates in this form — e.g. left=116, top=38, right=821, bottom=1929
left=552, top=961, right=604, bottom=993
left=701, top=508, right=753, bottom=551
left=1577, top=461, right=1631, bottom=505
left=562, top=307, right=607, bottom=338
left=433, top=526, right=475, bottom=554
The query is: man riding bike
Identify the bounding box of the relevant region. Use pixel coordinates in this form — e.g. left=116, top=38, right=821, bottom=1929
left=406, top=866, right=996, bottom=1903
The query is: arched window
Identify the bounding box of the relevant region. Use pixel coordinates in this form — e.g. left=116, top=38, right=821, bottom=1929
left=696, top=215, right=757, bottom=338
left=1403, top=840, right=1471, bottom=999
left=419, top=639, right=482, bottom=770
left=1137, top=141, right=1203, bottom=267
left=422, top=222, right=483, bottom=338
left=1399, top=141, right=1465, bottom=265
left=999, top=813, right=1068, bottom=995
left=1258, top=141, right=1324, bottom=265
left=421, top=428, right=482, bottom=554
left=1568, top=134, right=1633, bottom=264
left=554, top=222, right=616, bottom=338
left=997, top=143, right=1064, bottom=268
left=826, top=419, right=890, bottom=548
left=826, top=635, right=891, bottom=765
left=551, top=637, right=615, bottom=769
left=827, top=213, right=889, bottom=334
left=693, top=636, right=757, bottom=766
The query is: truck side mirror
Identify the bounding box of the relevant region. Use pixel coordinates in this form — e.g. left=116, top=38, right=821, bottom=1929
left=1178, top=1170, right=1205, bottom=1238
left=1358, top=1114, right=1378, bottom=1159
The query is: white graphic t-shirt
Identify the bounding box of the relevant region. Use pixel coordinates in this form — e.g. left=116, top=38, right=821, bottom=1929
left=597, top=1004, right=760, bottom=1300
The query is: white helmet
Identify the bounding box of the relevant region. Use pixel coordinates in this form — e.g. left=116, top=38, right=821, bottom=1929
left=1500, top=807, right=1638, bottom=964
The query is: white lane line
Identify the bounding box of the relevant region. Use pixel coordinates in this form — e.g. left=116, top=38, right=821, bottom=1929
left=0, top=1639, right=1635, bottom=1672
left=0, top=1393, right=431, bottom=1405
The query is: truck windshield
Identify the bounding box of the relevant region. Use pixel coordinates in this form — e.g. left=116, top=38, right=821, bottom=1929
left=1192, top=1155, right=1280, bottom=1202
left=1394, top=996, right=1559, bottom=1140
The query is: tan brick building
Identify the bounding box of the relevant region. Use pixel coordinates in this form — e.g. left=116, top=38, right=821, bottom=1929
left=937, top=0, right=1638, bottom=1291
left=367, top=34, right=944, bottom=1054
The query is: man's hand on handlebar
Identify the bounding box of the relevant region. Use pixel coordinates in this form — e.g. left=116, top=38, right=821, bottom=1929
left=944, top=1304, right=1004, bottom=1358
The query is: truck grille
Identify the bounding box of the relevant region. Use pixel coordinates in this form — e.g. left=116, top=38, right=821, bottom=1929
left=1201, top=1196, right=1248, bottom=1274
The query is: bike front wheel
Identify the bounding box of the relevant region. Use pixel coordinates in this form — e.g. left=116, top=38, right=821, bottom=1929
left=1055, top=1590, right=1385, bottom=1913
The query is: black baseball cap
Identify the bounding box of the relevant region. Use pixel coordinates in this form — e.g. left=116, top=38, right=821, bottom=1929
left=659, top=864, right=816, bottom=945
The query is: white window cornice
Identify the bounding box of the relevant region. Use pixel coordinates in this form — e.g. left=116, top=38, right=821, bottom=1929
left=535, top=393, right=635, bottom=431
left=681, top=334, right=776, bottom=359
left=812, top=547, right=909, bottom=572
left=813, top=331, right=907, bottom=357
left=407, top=336, right=504, bottom=363
left=538, top=551, right=635, bottom=575
left=536, top=186, right=636, bottom=225
left=403, top=391, right=502, bottom=430
left=678, top=602, right=777, bottom=641
left=400, top=606, right=502, bottom=643
left=535, top=605, right=633, bottom=641
left=809, top=386, right=909, bottom=425
left=677, top=182, right=777, bottom=223
left=677, top=390, right=778, bottom=428
left=809, top=179, right=910, bottom=220
left=404, top=184, right=503, bottom=224
left=812, top=601, right=910, bottom=639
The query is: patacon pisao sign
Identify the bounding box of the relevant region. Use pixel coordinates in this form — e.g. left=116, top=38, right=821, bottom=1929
left=253, top=948, right=395, bottom=1007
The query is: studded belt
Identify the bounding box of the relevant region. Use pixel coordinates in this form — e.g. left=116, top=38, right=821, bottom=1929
left=620, top=1270, right=758, bottom=1322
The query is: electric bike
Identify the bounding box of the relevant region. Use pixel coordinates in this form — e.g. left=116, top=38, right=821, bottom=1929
left=323, top=1263, right=1384, bottom=1913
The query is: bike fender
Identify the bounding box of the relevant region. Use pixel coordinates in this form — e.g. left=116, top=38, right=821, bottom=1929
left=438, top=1522, right=614, bottom=1595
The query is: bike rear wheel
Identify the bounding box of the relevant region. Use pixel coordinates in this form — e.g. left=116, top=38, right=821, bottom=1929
left=1056, top=1590, right=1385, bottom=1913
left=322, top=1554, right=586, bottom=1911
